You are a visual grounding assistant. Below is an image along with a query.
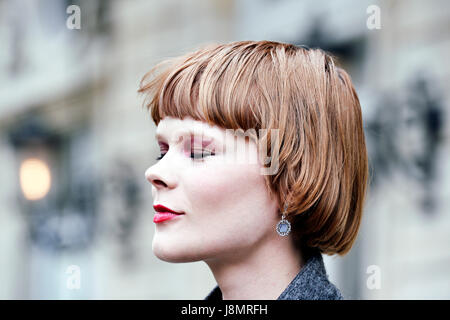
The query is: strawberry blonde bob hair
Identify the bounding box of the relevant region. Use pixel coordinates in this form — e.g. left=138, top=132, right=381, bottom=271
left=138, top=40, right=369, bottom=256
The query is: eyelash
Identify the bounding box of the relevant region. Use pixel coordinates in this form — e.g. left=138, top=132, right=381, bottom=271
left=156, top=150, right=215, bottom=161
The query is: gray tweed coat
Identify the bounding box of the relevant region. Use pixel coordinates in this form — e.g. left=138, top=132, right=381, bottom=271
left=204, top=248, right=344, bottom=300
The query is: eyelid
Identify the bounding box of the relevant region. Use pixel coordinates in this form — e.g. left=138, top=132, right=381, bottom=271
left=192, top=147, right=215, bottom=152
left=155, top=148, right=215, bottom=161
left=190, top=149, right=215, bottom=160
left=155, top=133, right=219, bottom=161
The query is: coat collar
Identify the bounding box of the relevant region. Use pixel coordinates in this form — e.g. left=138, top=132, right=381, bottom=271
left=204, top=248, right=344, bottom=300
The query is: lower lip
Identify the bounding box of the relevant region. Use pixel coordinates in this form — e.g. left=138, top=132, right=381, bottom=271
left=153, top=212, right=183, bottom=223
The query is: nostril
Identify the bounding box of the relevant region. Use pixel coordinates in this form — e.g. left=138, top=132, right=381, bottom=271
left=145, top=168, right=170, bottom=188
left=153, top=179, right=167, bottom=188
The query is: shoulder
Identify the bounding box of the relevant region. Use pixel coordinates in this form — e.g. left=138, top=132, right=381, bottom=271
left=204, top=285, right=222, bottom=300
left=277, top=249, right=344, bottom=300
left=205, top=249, right=344, bottom=300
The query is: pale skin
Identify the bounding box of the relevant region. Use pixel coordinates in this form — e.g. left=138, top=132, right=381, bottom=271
left=145, top=116, right=304, bottom=299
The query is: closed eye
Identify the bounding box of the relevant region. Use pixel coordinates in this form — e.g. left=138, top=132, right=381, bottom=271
left=190, top=149, right=215, bottom=160
left=155, top=150, right=215, bottom=161
left=156, top=153, right=166, bottom=161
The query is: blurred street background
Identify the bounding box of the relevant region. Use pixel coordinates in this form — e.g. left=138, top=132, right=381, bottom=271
left=0, top=0, right=449, bottom=299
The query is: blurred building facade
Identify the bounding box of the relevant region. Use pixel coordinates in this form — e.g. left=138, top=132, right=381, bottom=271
left=0, top=0, right=449, bottom=299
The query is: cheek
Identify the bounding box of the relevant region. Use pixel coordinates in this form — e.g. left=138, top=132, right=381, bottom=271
left=183, top=139, right=265, bottom=205
left=184, top=161, right=273, bottom=231
left=184, top=165, right=237, bottom=205
left=186, top=155, right=264, bottom=197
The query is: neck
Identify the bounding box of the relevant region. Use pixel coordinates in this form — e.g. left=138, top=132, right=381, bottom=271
left=204, top=235, right=304, bottom=300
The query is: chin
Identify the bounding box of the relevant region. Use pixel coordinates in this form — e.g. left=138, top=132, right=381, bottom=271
left=152, top=238, right=200, bottom=263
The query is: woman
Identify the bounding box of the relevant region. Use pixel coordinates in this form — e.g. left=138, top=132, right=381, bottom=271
left=138, top=40, right=369, bottom=300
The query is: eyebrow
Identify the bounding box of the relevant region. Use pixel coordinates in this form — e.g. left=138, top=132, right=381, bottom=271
left=155, top=130, right=217, bottom=147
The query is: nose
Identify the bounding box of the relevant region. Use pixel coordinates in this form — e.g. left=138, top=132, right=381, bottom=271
left=145, top=161, right=176, bottom=190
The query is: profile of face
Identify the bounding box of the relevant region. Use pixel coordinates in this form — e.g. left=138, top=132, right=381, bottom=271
left=145, top=116, right=280, bottom=264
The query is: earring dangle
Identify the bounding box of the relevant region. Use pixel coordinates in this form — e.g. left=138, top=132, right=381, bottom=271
left=276, top=203, right=291, bottom=236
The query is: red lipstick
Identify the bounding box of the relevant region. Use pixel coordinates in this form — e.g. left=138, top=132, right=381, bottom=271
left=153, top=204, right=184, bottom=223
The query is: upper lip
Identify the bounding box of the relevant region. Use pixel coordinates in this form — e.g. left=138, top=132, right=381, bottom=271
left=153, top=204, right=184, bottom=214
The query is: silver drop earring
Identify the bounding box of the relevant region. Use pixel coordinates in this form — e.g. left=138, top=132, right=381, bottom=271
left=276, top=203, right=291, bottom=236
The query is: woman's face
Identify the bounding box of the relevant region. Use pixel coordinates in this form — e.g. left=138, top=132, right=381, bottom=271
left=145, top=116, right=279, bottom=263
